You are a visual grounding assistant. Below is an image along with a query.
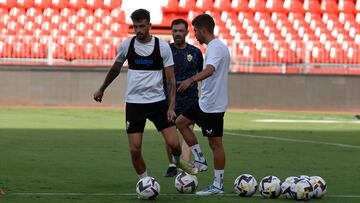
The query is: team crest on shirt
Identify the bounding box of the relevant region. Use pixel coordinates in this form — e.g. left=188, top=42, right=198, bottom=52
left=187, top=54, right=193, bottom=62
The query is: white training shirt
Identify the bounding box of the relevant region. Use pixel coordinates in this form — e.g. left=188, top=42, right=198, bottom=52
left=199, top=38, right=230, bottom=113
left=115, top=36, right=174, bottom=103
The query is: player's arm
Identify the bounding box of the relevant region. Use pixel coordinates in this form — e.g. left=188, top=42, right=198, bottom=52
left=93, top=61, right=124, bottom=103
left=164, top=65, right=177, bottom=121
left=177, top=65, right=214, bottom=93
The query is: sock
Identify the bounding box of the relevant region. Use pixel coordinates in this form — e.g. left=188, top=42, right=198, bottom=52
left=191, top=144, right=205, bottom=162
left=213, top=169, right=224, bottom=189
left=169, top=163, right=176, bottom=167
left=172, top=155, right=180, bottom=165
left=138, top=171, right=148, bottom=179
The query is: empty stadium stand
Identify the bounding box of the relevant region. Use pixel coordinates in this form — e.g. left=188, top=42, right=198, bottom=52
left=0, top=0, right=360, bottom=75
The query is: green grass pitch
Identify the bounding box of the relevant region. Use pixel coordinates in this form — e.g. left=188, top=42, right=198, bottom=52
left=1, top=108, right=360, bottom=203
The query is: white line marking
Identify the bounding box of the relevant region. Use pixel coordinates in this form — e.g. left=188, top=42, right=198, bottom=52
left=7, top=193, right=360, bottom=198
left=252, top=112, right=308, bottom=119
left=223, top=131, right=360, bottom=149
left=254, top=119, right=360, bottom=124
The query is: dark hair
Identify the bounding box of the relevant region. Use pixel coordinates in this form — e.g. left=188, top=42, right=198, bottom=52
left=130, top=9, right=150, bottom=23
left=171, top=18, right=188, bottom=30
left=191, top=14, right=215, bottom=33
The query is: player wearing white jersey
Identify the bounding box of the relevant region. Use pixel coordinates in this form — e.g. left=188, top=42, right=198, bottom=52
left=93, top=9, right=194, bottom=179
left=176, top=14, right=230, bottom=196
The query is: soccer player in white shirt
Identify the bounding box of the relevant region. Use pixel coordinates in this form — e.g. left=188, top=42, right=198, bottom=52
left=93, top=9, right=194, bottom=180
left=176, top=14, right=230, bottom=195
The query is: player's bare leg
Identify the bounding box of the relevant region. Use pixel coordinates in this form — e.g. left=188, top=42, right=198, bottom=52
left=127, top=133, right=147, bottom=177
left=161, top=126, right=196, bottom=174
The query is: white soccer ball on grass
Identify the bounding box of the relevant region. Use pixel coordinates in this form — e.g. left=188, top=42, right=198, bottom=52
left=136, top=176, right=160, bottom=200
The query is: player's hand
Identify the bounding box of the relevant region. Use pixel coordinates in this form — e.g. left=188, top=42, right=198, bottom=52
left=93, top=90, right=104, bottom=103
left=167, top=109, right=177, bottom=122
left=177, top=78, right=192, bottom=93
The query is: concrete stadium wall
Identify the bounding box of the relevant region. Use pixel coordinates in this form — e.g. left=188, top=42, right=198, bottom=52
left=1, top=65, right=360, bottom=112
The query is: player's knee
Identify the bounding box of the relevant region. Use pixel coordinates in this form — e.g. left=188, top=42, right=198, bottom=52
left=208, top=139, right=223, bottom=151
left=129, top=146, right=142, bottom=157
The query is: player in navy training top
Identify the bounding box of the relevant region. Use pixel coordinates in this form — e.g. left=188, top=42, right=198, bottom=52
left=163, top=18, right=204, bottom=177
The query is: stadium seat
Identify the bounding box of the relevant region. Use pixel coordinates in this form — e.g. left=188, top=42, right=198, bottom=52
left=31, top=42, right=46, bottom=58
left=179, top=0, right=196, bottom=12
left=0, top=0, right=17, bottom=8
left=162, top=0, right=180, bottom=13
left=248, top=0, right=267, bottom=12
left=195, top=0, right=214, bottom=12
left=303, top=0, right=321, bottom=13
left=68, top=0, right=86, bottom=9
left=110, top=8, right=125, bottom=23
left=86, top=0, right=103, bottom=10
left=231, top=0, right=249, bottom=12
left=284, top=0, right=304, bottom=13
left=338, top=0, right=355, bottom=13
left=102, top=0, right=119, bottom=10
left=51, top=0, right=69, bottom=9
left=320, top=0, right=338, bottom=13
left=34, top=0, right=51, bottom=9
left=214, top=0, right=232, bottom=12
left=77, top=8, right=91, bottom=21
left=266, top=0, right=285, bottom=13
left=17, top=0, right=35, bottom=8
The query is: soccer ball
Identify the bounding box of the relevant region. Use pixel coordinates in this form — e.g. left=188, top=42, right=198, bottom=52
left=175, top=172, right=198, bottom=193
left=290, top=178, right=313, bottom=201
left=135, top=177, right=160, bottom=200
left=259, top=176, right=282, bottom=198
left=233, top=174, right=258, bottom=197
left=298, top=175, right=311, bottom=181
left=310, top=176, right=327, bottom=199
left=281, top=176, right=298, bottom=199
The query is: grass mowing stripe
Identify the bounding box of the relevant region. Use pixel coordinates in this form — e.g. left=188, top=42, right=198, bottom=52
left=224, top=131, right=360, bottom=149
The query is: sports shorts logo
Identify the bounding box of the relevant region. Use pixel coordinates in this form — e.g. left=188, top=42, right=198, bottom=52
left=205, top=129, right=213, bottom=135
left=126, top=121, right=130, bottom=130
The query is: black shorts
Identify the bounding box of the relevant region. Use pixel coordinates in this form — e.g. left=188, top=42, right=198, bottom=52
left=125, top=100, right=175, bottom=134
left=181, top=102, right=224, bottom=137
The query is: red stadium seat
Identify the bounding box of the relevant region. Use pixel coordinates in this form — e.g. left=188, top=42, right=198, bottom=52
left=33, top=0, right=51, bottom=9
left=303, top=0, right=321, bottom=13
left=231, top=0, right=249, bottom=12
left=214, top=0, right=231, bottom=12
left=320, top=0, right=338, bottom=13
left=68, top=0, right=86, bottom=9
left=60, top=8, right=76, bottom=18
left=17, top=0, right=35, bottom=8
left=195, top=0, right=214, bottom=12
left=77, top=8, right=91, bottom=21
left=338, top=0, right=355, bottom=13
left=266, top=0, right=285, bottom=13
left=43, top=8, right=59, bottom=22
left=162, top=0, right=180, bottom=13
left=248, top=0, right=267, bottom=12
left=94, top=8, right=110, bottom=20
left=110, top=8, right=125, bottom=23
left=102, top=0, right=120, bottom=10
left=284, top=0, right=304, bottom=13
left=86, top=0, right=103, bottom=10
left=0, top=0, right=17, bottom=8
left=0, top=39, right=13, bottom=58
left=30, top=42, right=46, bottom=58
left=51, top=0, right=69, bottom=9
left=9, top=8, right=26, bottom=20
left=179, top=0, right=196, bottom=12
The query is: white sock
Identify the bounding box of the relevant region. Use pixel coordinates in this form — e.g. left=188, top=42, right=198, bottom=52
left=191, top=144, right=205, bottom=162
left=213, top=169, right=224, bottom=189
left=138, top=171, right=148, bottom=179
